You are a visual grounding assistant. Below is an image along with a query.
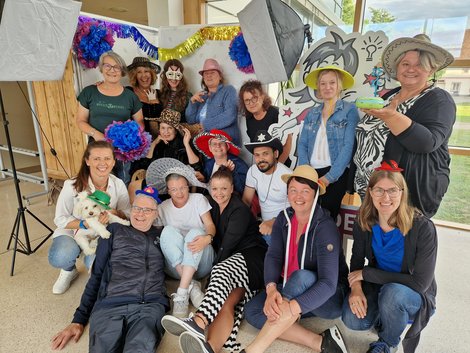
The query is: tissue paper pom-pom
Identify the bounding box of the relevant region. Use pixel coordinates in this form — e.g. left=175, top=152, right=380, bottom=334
left=104, top=120, right=152, bottom=162
left=229, top=32, right=254, bottom=74
left=73, top=21, right=115, bottom=69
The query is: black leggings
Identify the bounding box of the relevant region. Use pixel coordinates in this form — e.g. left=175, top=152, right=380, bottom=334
left=316, top=166, right=349, bottom=221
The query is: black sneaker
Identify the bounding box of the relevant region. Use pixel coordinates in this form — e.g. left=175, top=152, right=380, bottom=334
left=320, top=325, right=349, bottom=353
left=366, top=340, right=397, bottom=353
left=179, top=331, right=215, bottom=353
left=161, top=315, right=205, bottom=341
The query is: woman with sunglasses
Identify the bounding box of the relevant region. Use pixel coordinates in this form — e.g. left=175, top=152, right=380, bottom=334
left=76, top=51, right=144, bottom=185
left=342, top=160, right=438, bottom=353
left=239, top=80, right=292, bottom=164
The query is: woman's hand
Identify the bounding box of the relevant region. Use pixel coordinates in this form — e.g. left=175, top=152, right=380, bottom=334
left=51, top=323, right=84, bottom=350
left=156, top=135, right=169, bottom=145
left=263, top=286, right=283, bottom=322
left=348, top=269, right=364, bottom=287
left=182, top=127, right=192, bottom=146
left=222, top=159, right=235, bottom=171
left=319, top=176, right=330, bottom=188
left=361, top=97, right=399, bottom=123
left=187, top=235, right=210, bottom=253
left=98, top=211, right=110, bottom=225
left=349, top=284, right=368, bottom=319
left=195, top=171, right=205, bottom=182
left=145, top=88, right=158, bottom=102
left=190, top=91, right=206, bottom=104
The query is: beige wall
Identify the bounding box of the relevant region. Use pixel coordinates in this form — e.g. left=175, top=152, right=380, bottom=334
left=0, top=82, right=39, bottom=170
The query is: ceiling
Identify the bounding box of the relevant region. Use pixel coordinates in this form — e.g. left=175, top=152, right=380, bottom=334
left=80, top=0, right=149, bottom=25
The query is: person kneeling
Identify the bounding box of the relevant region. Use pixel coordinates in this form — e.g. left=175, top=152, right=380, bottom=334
left=51, top=187, right=169, bottom=353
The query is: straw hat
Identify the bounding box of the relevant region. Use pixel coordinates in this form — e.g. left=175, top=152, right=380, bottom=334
left=199, top=58, right=223, bottom=75
left=382, top=34, right=454, bottom=80
left=304, top=65, right=355, bottom=90
left=281, top=165, right=326, bottom=195
left=244, top=130, right=283, bottom=155
left=193, top=129, right=240, bottom=158
left=127, top=57, right=161, bottom=73
left=146, top=158, right=207, bottom=194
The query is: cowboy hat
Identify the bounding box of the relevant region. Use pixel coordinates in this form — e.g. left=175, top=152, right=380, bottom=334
left=244, top=130, right=283, bottom=155
left=382, top=34, right=454, bottom=80
left=146, top=158, right=208, bottom=194
left=199, top=58, right=223, bottom=76
left=193, top=129, right=240, bottom=158
left=127, top=57, right=161, bottom=73
left=281, top=165, right=326, bottom=195
left=304, top=65, right=355, bottom=90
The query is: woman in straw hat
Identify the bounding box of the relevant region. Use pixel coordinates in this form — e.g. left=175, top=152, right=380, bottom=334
left=186, top=58, right=241, bottom=145
left=241, top=165, right=349, bottom=353
left=342, top=160, right=437, bottom=353
left=161, top=166, right=267, bottom=353
left=127, top=56, right=163, bottom=139
left=353, top=34, right=456, bottom=217
left=298, top=65, right=359, bottom=221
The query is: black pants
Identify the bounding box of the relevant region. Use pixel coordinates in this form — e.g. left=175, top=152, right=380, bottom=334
left=316, top=166, right=349, bottom=221
left=89, top=302, right=166, bottom=353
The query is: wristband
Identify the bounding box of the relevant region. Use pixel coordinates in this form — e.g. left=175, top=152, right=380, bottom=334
left=79, top=220, right=88, bottom=229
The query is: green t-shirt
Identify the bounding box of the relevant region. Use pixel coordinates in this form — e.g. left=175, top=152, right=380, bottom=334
left=77, top=85, right=143, bottom=133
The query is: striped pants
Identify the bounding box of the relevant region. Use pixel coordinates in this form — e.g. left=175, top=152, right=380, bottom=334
left=196, top=253, right=255, bottom=352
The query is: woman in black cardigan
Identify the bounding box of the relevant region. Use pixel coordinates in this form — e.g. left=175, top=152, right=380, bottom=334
left=161, top=166, right=267, bottom=353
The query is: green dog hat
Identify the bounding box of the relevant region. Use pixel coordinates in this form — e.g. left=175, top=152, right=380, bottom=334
left=87, top=190, right=111, bottom=210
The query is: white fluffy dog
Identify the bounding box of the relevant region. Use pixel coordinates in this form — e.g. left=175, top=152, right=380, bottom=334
left=73, top=191, right=130, bottom=255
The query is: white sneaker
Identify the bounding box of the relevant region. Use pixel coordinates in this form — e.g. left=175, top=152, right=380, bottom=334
left=189, top=281, right=204, bottom=308
left=171, top=292, right=189, bottom=318
left=52, top=268, right=78, bottom=294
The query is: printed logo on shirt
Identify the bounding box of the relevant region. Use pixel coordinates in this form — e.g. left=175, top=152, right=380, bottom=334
left=96, top=102, right=126, bottom=110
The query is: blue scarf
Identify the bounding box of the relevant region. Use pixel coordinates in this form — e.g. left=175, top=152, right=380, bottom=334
left=372, top=224, right=405, bottom=273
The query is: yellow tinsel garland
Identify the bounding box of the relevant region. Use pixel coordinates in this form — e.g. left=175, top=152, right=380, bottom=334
left=158, top=25, right=241, bottom=61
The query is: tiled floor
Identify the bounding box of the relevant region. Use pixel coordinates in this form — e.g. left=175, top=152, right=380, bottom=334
left=0, top=179, right=469, bottom=353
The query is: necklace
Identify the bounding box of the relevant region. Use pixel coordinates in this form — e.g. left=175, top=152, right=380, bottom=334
left=258, top=165, right=276, bottom=203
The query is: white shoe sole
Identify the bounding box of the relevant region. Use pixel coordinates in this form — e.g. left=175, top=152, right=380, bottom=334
left=330, top=325, right=349, bottom=353
left=161, top=315, right=205, bottom=340
left=52, top=271, right=79, bottom=295
left=179, top=332, right=211, bottom=353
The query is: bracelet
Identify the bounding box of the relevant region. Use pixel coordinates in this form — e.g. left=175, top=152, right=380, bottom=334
left=79, top=220, right=87, bottom=229
left=207, top=233, right=214, bottom=243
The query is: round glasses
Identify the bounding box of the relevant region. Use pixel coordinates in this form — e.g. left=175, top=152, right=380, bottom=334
left=371, top=187, right=403, bottom=198
left=243, top=96, right=259, bottom=106
left=102, top=63, right=122, bottom=72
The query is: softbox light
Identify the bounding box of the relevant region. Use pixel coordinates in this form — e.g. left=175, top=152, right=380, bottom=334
left=238, top=0, right=305, bottom=84
left=0, top=0, right=81, bottom=81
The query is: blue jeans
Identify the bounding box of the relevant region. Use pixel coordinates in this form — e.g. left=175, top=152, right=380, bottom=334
left=245, top=269, right=346, bottom=329
left=159, top=225, right=215, bottom=280
left=342, top=282, right=422, bottom=347
left=48, top=235, right=95, bottom=271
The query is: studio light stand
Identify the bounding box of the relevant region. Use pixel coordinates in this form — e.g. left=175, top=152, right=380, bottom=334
left=0, top=88, right=53, bottom=276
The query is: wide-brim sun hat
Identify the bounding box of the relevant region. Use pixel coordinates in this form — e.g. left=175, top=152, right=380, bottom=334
left=244, top=130, right=283, bottom=155
left=382, top=34, right=454, bottom=80
left=304, top=65, right=355, bottom=90
left=199, top=58, right=223, bottom=76
left=127, top=57, right=161, bottom=74
left=146, top=158, right=208, bottom=194
left=87, top=190, right=111, bottom=210
left=193, top=129, right=240, bottom=158
left=281, top=165, right=326, bottom=195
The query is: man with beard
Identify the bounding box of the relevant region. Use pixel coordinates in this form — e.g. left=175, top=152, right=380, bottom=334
left=243, top=130, right=292, bottom=245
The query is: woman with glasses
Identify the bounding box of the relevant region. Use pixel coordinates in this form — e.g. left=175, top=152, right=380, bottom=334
left=127, top=57, right=163, bottom=139
left=161, top=166, right=268, bottom=353
left=186, top=58, right=240, bottom=145
left=149, top=158, right=216, bottom=318
left=342, top=160, right=438, bottom=353
left=297, top=66, right=359, bottom=221
left=239, top=80, right=292, bottom=164
left=76, top=51, right=144, bottom=185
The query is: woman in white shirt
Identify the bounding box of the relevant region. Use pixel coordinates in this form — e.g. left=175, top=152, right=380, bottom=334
left=48, top=141, right=130, bottom=295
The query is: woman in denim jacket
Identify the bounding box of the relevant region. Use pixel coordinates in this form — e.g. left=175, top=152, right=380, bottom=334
left=185, top=58, right=240, bottom=145
left=298, top=65, right=359, bottom=220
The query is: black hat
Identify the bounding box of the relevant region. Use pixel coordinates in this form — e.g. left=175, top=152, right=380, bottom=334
left=244, top=130, right=283, bottom=155
left=127, top=57, right=161, bottom=73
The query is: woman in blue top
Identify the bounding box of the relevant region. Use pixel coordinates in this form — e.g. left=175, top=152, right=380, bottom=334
left=342, top=160, right=438, bottom=353
left=298, top=65, right=359, bottom=220
left=185, top=58, right=240, bottom=145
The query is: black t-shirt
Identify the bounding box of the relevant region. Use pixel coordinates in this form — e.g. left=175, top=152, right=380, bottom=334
left=245, top=105, right=279, bottom=141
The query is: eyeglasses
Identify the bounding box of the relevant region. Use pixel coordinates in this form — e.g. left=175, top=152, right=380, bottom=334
left=168, top=186, right=190, bottom=194
left=102, top=63, right=122, bottom=72
left=371, top=187, right=403, bottom=198
left=243, top=96, right=259, bottom=106
left=131, top=205, right=157, bottom=215
left=209, top=141, right=227, bottom=148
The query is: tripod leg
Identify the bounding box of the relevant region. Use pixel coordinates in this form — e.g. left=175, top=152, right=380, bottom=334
left=27, top=209, right=54, bottom=252
left=7, top=211, right=21, bottom=250
left=10, top=211, right=22, bottom=276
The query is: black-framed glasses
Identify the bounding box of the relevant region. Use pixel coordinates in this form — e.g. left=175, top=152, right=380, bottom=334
left=371, top=187, right=403, bottom=198
left=131, top=205, right=157, bottom=215
left=102, top=63, right=122, bottom=72
left=243, top=96, right=259, bottom=106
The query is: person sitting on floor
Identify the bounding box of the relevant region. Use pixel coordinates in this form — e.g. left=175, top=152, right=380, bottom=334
left=51, top=187, right=169, bottom=353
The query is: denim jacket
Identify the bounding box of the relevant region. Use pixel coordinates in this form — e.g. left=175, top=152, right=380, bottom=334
left=298, top=100, right=359, bottom=183
left=185, top=83, right=240, bottom=145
